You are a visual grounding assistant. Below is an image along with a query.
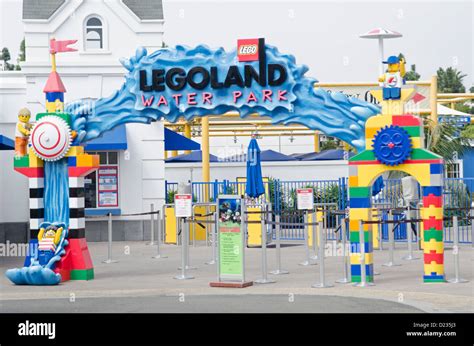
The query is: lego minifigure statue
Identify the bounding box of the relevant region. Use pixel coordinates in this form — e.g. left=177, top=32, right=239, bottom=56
left=37, top=225, right=64, bottom=266
left=15, top=108, right=32, bottom=157
left=378, top=55, right=406, bottom=100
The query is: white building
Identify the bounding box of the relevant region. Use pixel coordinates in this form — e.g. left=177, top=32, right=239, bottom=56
left=1, top=0, right=166, bottom=242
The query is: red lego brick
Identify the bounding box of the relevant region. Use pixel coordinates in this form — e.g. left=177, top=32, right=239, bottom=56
left=68, top=166, right=97, bottom=177
left=56, top=238, right=94, bottom=271
left=14, top=167, right=44, bottom=178
left=54, top=267, right=71, bottom=282
left=423, top=194, right=442, bottom=208
left=423, top=217, right=443, bottom=231
left=424, top=251, right=444, bottom=264
left=392, top=115, right=421, bottom=126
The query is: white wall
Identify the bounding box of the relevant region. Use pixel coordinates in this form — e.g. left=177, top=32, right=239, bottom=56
left=0, top=73, right=29, bottom=223
left=0, top=0, right=166, bottom=224
left=165, top=160, right=349, bottom=184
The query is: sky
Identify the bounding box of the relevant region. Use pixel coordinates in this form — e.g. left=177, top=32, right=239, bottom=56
left=0, top=0, right=472, bottom=87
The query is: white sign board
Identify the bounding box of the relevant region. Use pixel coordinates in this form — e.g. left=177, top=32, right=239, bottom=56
left=317, top=84, right=431, bottom=113
left=297, top=188, right=314, bottom=210
left=175, top=194, right=192, bottom=217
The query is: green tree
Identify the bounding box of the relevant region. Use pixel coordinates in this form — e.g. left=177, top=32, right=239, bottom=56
left=0, top=47, right=14, bottom=70
left=320, top=138, right=339, bottom=151
left=19, top=38, right=25, bottom=62
left=460, top=124, right=474, bottom=139
left=437, top=67, right=466, bottom=93
left=405, top=64, right=420, bottom=81
left=424, top=119, right=470, bottom=164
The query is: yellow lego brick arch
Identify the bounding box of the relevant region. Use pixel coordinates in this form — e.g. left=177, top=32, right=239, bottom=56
left=357, top=163, right=431, bottom=188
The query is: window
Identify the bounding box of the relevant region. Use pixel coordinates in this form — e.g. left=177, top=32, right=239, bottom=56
left=446, top=161, right=463, bottom=178
left=85, top=151, right=119, bottom=209
left=85, top=16, right=103, bottom=50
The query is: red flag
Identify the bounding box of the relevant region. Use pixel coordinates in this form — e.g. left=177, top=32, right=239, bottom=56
left=50, top=38, right=77, bottom=54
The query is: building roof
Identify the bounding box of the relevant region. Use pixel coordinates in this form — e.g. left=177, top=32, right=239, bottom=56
left=23, top=0, right=65, bottom=20
left=44, top=71, right=66, bottom=93
left=23, top=0, right=164, bottom=20
left=123, top=0, right=164, bottom=20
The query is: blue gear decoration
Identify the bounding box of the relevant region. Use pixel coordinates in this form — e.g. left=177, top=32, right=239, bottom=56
left=372, top=125, right=412, bottom=166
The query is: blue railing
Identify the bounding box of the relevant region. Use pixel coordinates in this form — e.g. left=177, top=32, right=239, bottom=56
left=165, top=177, right=473, bottom=244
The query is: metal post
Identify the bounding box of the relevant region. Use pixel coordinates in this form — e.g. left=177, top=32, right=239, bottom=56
left=270, top=213, right=289, bottom=275
left=299, top=211, right=316, bottom=266
left=383, top=210, right=400, bottom=267
left=174, top=218, right=194, bottom=280
left=336, top=217, right=350, bottom=283
left=153, top=210, right=167, bottom=259
left=255, top=204, right=275, bottom=284
left=312, top=221, right=333, bottom=288
left=378, top=213, right=384, bottom=251
left=471, top=209, right=474, bottom=248
left=147, top=203, right=156, bottom=245
left=354, top=220, right=374, bottom=287
left=310, top=210, right=318, bottom=260
left=179, top=218, right=197, bottom=270
left=448, top=216, right=468, bottom=283
left=192, top=207, right=196, bottom=248
left=205, top=209, right=217, bottom=265
left=403, top=205, right=418, bottom=260
left=103, top=213, right=118, bottom=264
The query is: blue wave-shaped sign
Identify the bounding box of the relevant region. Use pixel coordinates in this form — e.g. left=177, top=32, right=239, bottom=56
left=66, top=43, right=380, bottom=151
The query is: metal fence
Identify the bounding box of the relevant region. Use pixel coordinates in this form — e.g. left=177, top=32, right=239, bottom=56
left=165, top=177, right=473, bottom=244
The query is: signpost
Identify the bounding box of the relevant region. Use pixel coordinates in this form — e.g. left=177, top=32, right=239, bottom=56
left=174, top=194, right=193, bottom=280
left=175, top=194, right=192, bottom=218
left=297, top=188, right=314, bottom=210
left=210, top=195, right=252, bottom=288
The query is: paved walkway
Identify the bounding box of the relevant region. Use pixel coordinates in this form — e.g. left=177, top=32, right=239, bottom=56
left=1, top=241, right=473, bottom=313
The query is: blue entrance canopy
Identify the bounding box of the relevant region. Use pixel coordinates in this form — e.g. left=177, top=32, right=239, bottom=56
left=164, top=128, right=200, bottom=151
left=299, top=149, right=354, bottom=161
left=166, top=150, right=218, bottom=163
left=0, top=135, right=14, bottom=150
left=224, top=149, right=297, bottom=162
left=84, top=124, right=128, bottom=151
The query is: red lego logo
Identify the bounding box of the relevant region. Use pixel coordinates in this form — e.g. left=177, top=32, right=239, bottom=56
left=237, top=39, right=259, bottom=62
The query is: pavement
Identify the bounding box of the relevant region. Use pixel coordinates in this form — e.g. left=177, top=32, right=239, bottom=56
left=0, top=240, right=473, bottom=313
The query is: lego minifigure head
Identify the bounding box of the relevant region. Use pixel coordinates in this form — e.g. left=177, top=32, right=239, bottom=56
left=44, top=225, right=61, bottom=238
left=18, top=108, right=31, bottom=123
left=383, top=56, right=400, bottom=73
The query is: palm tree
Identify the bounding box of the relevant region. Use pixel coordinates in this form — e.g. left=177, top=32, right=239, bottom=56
left=424, top=119, right=470, bottom=165
left=437, top=67, right=466, bottom=93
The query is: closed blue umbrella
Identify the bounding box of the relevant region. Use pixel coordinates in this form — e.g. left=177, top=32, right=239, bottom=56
left=372, top=176, right=385, bottom=196
left=245, top=138, right=265, bottom=198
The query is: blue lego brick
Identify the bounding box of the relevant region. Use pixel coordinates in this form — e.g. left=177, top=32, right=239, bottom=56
left=349, top=197, right=371, bottom=208
left=430, top=164, right=443, bottom=174
left=45, top=92, right=64, bottom=102
left=350, top=241, right=373, bottom=254
left=422, top=186, right=442, bottom=197
left=68, top=156, right=77, bottom=167
left=423, top=274, right=445, bottom=282
left=350, top=263, right=374, bottom=276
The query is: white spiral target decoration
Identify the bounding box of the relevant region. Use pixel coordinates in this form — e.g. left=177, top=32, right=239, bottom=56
left=30, top=116, right=72, bottom=161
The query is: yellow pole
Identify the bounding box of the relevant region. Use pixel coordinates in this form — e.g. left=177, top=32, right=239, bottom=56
left=164, top=151, right=168, bottom=159
left=51, top=53, right=57, bottom=72
left=450, top=102, right=455, bottom=110
left=201, top=117, right=210, bottom=201
left=184, top=123, right=192, bottom=155
left=430, top=75, right=438, bottom=124
left=313, top=132, right=320, bottom=153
